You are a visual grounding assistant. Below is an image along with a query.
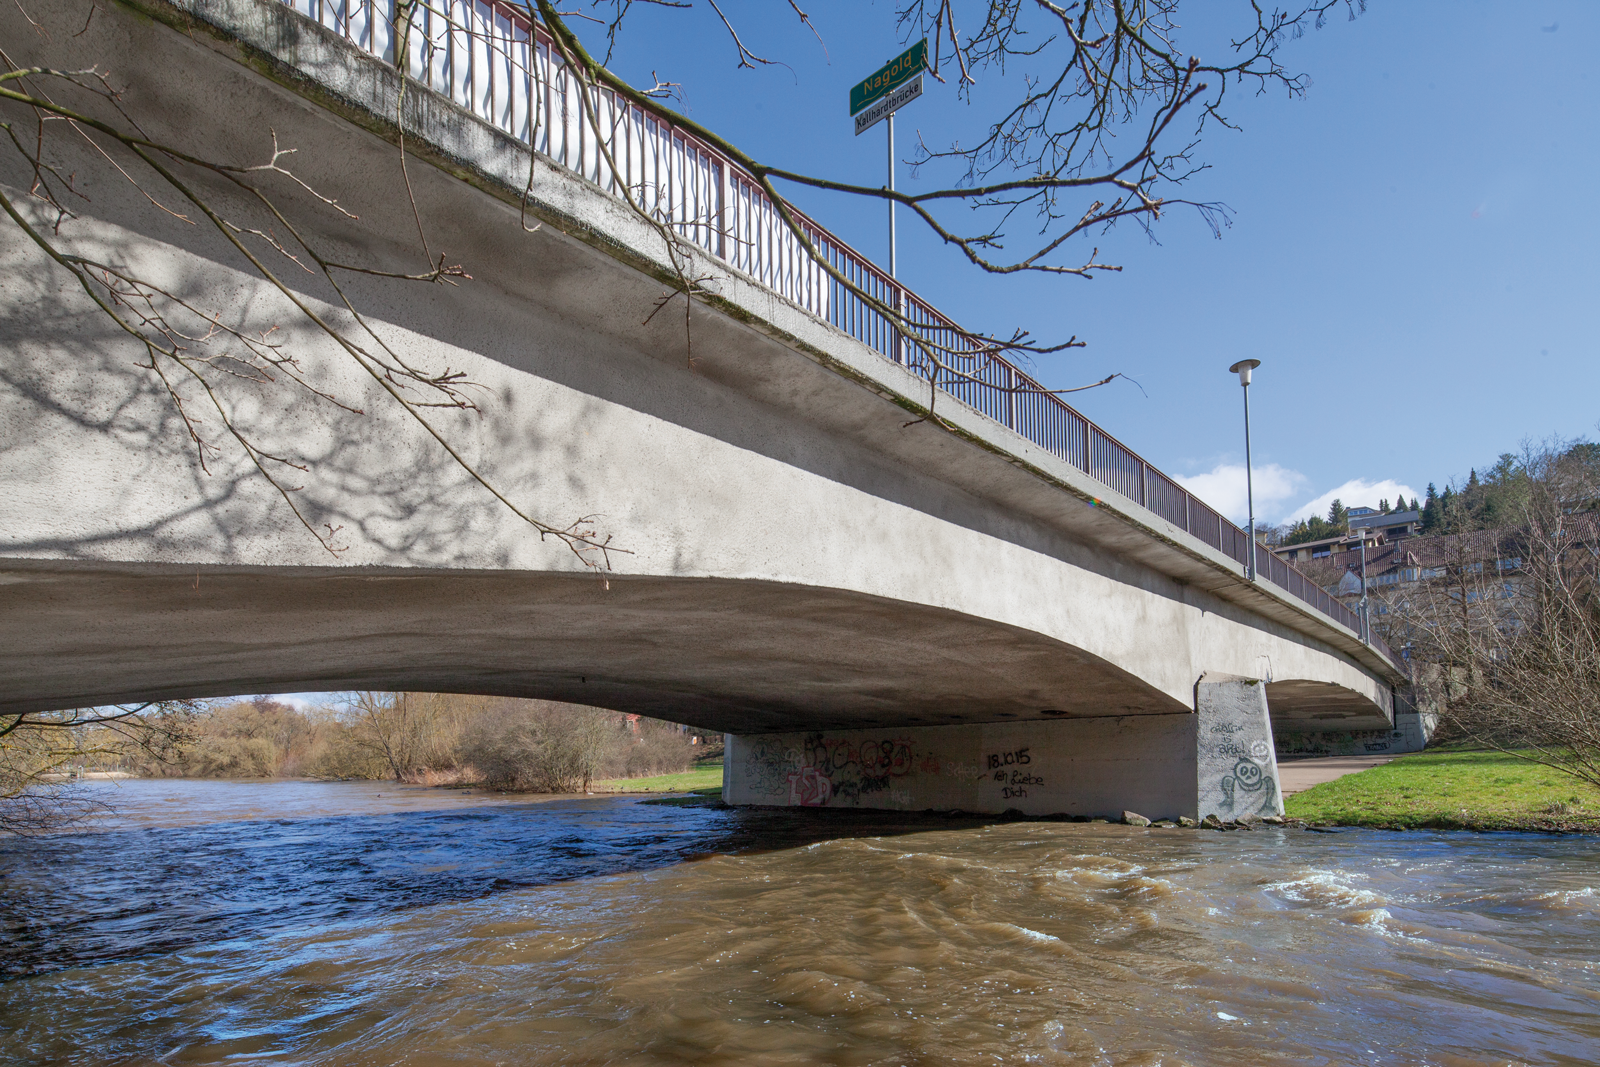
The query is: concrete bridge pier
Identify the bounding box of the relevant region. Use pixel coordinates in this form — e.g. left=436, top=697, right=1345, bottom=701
left=723, top=675, right=1285, bottom=822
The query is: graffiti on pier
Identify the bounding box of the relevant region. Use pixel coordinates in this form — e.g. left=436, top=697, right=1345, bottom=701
left=741, top=737, right=803, bottom=798
left=1204, top=730, right=1278, bottom=819
left=786, top=766, right=833, bottom=806
left=742, top=732, right=917, bottom=807
left=1217, top=756, right=1276, bottom=816
left=994, top=767, right=1045, bottom=800
left=804, top=735, right=915, bottom=803
left=942, top=759, right=985, bottom=781
left=985, top=747, right=1043, bottom=800
left=1276, top=729, right=1407, bottom=758
left=986, top=746, right=1031, bottom=770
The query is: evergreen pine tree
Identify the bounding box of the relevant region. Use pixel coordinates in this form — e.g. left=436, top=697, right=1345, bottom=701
left=1438, top=486, right=1457, bottom=533
left=1421, top=484, right=1440, bottom=533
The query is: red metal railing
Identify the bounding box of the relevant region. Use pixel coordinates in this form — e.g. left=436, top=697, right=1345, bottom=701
left=278, top=0, right=1402, bottom=674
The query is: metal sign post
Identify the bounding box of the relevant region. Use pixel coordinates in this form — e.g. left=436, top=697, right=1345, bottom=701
left=850, top=40, right=928, bottom=281
left=887, top=112, right=896, bottom=278
left=850, top=40, right=927, bottom=361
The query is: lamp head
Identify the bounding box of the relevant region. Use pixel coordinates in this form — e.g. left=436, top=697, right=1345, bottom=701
left=1228, top=358, right=1262, bottom=387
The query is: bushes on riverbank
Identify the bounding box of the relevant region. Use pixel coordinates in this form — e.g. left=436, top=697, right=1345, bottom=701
left=122, top=695, right=708, bottom=790
left=1285, top=748, right=1600, bottom=832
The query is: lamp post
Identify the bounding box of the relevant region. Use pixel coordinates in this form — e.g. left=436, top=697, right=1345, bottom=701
left=1357, top=530, right=1371, bottom=642
left=1228, top=359, right=1262, bottom=581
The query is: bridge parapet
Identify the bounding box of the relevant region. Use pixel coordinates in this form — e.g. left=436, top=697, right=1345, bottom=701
left=262, top=0, right=1402, bottom=674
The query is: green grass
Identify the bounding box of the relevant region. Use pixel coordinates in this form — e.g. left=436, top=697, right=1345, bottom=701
left=591, top=763, right=723, bottom=793
left=1286, top=748, right=1600, bottom=832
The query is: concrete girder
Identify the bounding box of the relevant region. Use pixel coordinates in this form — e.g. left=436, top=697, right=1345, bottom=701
left=0, top=563, right=1187, bottom=730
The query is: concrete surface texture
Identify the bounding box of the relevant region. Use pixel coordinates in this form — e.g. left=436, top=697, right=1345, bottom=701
left=2, top=0, right=1401, bottom=737
left=1195, top=675, right=1285, bottom=820
left=723, top=675, right=1285, bottom=820
left=1277, top=701, right=1438, bottom=759
left=725, top=716, right=1199, bottom=819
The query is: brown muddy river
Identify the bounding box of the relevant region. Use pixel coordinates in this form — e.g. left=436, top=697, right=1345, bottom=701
left=2, top=780, right=1597, bottom=1066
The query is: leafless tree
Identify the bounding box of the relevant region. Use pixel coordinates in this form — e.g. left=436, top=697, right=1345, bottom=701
left=0, top=701, right=199, bottom=833
left=1376, top=443, right=1600, bottom=792
left=1, top=24, right=621, bottom=566
left=463, top=700, right=622, bottom=792
left=343, top=691, right=480, bottom=781
left=532, top=0, right=1362, bottom=410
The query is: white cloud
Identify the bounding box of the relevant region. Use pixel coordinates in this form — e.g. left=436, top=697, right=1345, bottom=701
left=1175, top=465, right=1422, bottom=530
left=1281, top=479, right=1421, bottom=526
left=1173, top=463, right=1305, bottom=526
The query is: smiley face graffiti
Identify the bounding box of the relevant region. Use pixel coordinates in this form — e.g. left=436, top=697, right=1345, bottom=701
left=1219, top=757, right=1277, bottom=816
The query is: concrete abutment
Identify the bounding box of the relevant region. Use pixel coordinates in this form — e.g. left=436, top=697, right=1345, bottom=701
left=724, top=675, right=1285, bottom=822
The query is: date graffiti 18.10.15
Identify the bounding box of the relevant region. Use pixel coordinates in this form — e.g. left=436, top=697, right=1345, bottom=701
left=986, top=747, right=1031, bottom=770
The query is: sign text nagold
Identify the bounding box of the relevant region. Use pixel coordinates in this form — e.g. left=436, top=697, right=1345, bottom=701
left=849, top=39, right=928, bottom=117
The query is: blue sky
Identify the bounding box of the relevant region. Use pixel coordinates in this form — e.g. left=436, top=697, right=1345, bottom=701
left=583, top=0, right=1597, bottom=526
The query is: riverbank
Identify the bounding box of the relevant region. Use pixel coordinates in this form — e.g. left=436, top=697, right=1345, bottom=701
left=591, top=763, right=722, bottom=794
left=1285, top=747, right=1600, bottom=832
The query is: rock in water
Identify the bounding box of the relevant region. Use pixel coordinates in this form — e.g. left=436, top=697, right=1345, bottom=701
left=1201, top=814, right=1225, bottom=830
left=1177, top=816, right=1198, bottom=828
left=1122, top=811, right=1152, bottom=827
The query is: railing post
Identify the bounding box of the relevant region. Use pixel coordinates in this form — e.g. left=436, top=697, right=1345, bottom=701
left=891, top=281, right=904, bottom=365
left=717, top=158, right=729, bottom=262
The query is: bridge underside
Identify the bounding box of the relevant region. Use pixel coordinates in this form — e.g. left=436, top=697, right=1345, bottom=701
left=2, top=563, right=1393, bottom=732
left=2, top=562, right=1191, bottom=730
left=1265, top=679, right=1395, bottom=731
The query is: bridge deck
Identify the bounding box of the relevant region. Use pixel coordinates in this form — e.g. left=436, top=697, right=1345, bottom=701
left=0, top=0, right=1404, bottom=732
left=249, top=0, right=1402, bottom=675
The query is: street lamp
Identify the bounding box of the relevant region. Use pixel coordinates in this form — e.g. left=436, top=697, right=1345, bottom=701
left=1358, top=530, right=1370, bottom=642
left=1228, top=359, right=1262, bottom=581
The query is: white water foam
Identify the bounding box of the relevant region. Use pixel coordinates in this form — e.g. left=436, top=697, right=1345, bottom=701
left=1264, top=868, right=1383, bottom=908
left=1536, top=886, right=1597, bottom=907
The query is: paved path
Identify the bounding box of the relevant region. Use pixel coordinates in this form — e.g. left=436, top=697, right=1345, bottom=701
left=1278, top=755, right=1398, bottom=796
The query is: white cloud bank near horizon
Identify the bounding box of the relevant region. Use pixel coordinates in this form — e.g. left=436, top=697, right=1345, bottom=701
left=1280, top=478, right=1422, bottom=525
left=1175, top=464, right=1420, bottom=528
left=1173, top=463, right=1305, bottom=526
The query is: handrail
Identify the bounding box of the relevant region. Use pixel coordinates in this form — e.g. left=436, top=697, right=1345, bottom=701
left=278, top=0, right=1404, bottom=675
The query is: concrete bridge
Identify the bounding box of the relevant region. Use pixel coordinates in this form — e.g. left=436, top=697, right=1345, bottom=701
left=0, top=0, right=1417, bottom=820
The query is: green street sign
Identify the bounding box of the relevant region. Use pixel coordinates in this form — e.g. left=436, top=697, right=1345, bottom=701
left=849, top=39, right=928, bottom=116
